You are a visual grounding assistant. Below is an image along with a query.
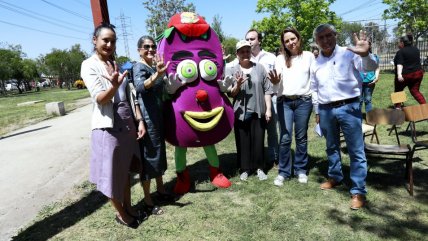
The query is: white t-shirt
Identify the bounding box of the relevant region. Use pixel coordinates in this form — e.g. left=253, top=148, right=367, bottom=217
left=274, top=51, right=314, bottom=97
left=252, top=50, right=276, bottom=73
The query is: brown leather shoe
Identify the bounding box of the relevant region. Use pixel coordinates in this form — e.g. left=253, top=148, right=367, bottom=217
left=350, top=194, right=366, bottom=210
left=320, top=178, right=340, bottom=190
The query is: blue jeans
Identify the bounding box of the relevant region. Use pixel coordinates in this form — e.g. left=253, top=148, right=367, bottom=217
left=266, top=95, right=279, bottom=163
left=277, top=96, right=312, bottom=178
left=360, top=83, right=375, bottom=113
left=319, top=100, right=367, bottom=195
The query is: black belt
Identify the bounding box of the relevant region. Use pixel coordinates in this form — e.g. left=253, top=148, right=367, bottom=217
left=278, top=95, right=310, bottom=101
left=323, top=97, right=359, bottom=108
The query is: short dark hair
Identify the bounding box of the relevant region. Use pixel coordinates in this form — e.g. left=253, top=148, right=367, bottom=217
left=246, top=29, right=263, bottom=42
left=313, top=24, right=337, bottom=40
left=400, top=34, right=413, bottom=46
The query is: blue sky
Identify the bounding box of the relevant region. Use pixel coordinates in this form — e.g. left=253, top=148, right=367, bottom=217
left=0, top=0, right=397, bottom=61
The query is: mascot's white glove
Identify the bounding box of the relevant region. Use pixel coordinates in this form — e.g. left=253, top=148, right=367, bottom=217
left=217, top=75, right=234, bottom=93
left=164, top=73, right=184, bottom=94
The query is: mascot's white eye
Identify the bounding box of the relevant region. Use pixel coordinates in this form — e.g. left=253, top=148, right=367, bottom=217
left=199, top=59, right=217, bottom=81
left=177, top=60, right=198, bottom=83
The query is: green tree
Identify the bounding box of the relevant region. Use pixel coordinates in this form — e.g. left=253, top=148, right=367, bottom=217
left=222, top=37, right=239, bottom=62
left=383, top=0, right=428, bottom=42
left=253, top=0, right=341, bottom=52
left=21, top=59, right=39, bottom=91
left=142, top=0, right=195, bottom=38
left=116, top=56, right=130, bottom=66
left=42, top=44, right=87, bottom=90
left=0, top=48, right=19, bottom=94
left=211, top=14, right=225, bottom=43
left=337, top=22, right=363, bottom=46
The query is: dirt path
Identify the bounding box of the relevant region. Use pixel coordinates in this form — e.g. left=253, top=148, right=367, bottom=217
left=0, top=98, right=92, bottom=240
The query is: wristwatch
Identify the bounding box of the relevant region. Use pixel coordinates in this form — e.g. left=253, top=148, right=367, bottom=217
left=137, top=118, right=144, bottom=123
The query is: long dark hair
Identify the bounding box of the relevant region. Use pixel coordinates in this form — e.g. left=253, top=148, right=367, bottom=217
left=280, top=27, right=303, bottom=68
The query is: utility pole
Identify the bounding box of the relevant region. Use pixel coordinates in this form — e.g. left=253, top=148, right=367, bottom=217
left=90, top=0, right=110, bottom=26
left=117, top=11, right=132, bottom=59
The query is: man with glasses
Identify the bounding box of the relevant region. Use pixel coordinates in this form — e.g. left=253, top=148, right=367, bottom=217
left=310, top=24, right=378, bottom=210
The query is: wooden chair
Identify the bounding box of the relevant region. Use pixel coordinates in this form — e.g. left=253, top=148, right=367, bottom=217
left=364, top=108, right=414, bottom=195
left=403, top=104, right=428, bottom=160
left=339, top=123, right=378, bottom=145
left=390, top=91, right=407, bottom=106
left=388, top=91, right=408, bottom=135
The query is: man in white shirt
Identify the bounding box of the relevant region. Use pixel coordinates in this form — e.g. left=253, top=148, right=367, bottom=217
left=310, top=24, right=378, bottom=210
left=245, top=29, right=278, bottom=168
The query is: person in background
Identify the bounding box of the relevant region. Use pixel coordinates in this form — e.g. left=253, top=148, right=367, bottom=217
left=393, top=34, right=426, bottom=108
left=226, top=40, right=272, bottom=181
left=310, top=24, right=378, bottom=210
left=133, top=35, right=174, bottom=216
left=81, top=23, right=144, bottom=228
left=359, top=41, right=380, bottom=113
left=268, top=27, right=314, bottom=186
left=311, top=44, right=320, bottom=58
left=245, top=29, right=279, bottom=169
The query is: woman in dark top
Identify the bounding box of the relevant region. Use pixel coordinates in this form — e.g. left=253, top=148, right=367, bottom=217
left=393, top=35, right=426, bottom=108
left=133, top=35, right=173, bottom=216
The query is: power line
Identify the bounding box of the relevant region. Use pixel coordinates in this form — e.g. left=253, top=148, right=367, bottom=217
left=0, top=19, right=88, bottom=40
left=116, top=11, right=133, bottom=58
left=0, top=0, right=87, bottom=29
left=339, top=0, right=382, bottom=17
left=0, top=1, right=87, bottom=34
left=40, top=0, right=92, bottom=22
left=71, top=0, right=90, bottom=8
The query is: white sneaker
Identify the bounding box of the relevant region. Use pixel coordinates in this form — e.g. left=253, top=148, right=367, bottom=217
left=297, top=173, right=308, bottom=184
left=240, top=172, right=248, bottom=181
left=273, top=175, right=285, bottom=186
left=257, top=169, right=267, bottom=181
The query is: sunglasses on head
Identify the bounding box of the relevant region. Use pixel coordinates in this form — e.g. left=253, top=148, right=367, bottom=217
left=141, top=44, right=157, bottom=50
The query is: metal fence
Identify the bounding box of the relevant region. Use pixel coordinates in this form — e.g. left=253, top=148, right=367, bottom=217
left=372, top=40, right=428, bottom=72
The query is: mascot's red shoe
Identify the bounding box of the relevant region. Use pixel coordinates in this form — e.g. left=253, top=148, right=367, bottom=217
left=174, top=169, right=191, bottom=195
left=209, top=165, right=231, bottom=188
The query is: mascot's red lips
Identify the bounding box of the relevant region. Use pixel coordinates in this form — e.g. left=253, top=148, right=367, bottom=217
left=183, top=107, right=224, bottom=131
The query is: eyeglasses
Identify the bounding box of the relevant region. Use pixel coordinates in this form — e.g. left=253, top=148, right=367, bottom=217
left=141, top=44, right=157, bottom=50
left=245, top=38, right=256, bottom=41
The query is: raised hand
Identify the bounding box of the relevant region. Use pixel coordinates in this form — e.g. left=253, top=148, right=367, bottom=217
left=164, top=73, right=184, bottom=94
left=154, top=54, right=170, bottom=75
left=268, top=69, right=281, bottom=85
left=234, top=71, right=248, bottom=87
left=347, top=30, right=370, bottom=57
left=103, top=61, right=128, bottom=88
left=217, top=75, right=234, bottom=92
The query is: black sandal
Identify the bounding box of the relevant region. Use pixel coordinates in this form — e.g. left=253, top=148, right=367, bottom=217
left=127, top=210, right=148, bottom=222
left=144, top=202, right=164, bottom=215
left=155, top=191, right=175, bottom=202
left=115, top=215, right=139, bottom=229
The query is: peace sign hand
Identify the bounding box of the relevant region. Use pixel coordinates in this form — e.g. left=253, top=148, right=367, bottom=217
left=102, top=61, right=128, bottom=88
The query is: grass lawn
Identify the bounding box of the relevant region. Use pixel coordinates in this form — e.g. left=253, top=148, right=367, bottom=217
left=0, top=88, right=90, bottom=136
left=11, top=73, right=428, bottom=241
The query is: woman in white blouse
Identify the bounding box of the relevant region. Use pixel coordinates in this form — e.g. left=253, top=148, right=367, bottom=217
left=269, top=27, right=314, bottom=186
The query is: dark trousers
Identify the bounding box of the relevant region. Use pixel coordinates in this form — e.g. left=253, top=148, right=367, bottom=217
left=395, top=69, right=426, bottom=106
left=234, top=115, right=266, bottom=172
